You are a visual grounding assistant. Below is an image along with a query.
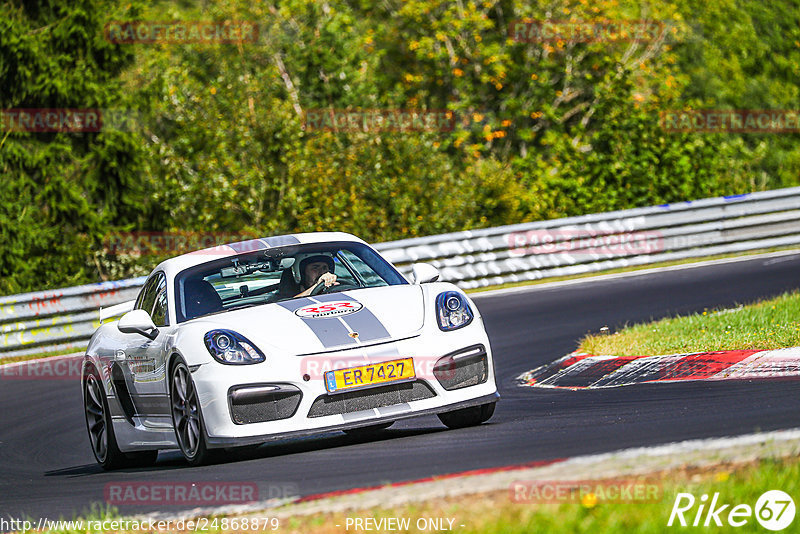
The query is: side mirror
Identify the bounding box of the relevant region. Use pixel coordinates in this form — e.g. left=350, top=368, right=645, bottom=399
left=411, top=263, right=440, bottom=284
left=118, top=309, right=159, bottom=340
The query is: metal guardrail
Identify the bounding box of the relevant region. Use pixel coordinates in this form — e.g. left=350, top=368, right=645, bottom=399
left=374, top=186, right=800, bottom=287
left=2, top=187, right=799, bottom=359
left=0, top=278, right=146, bottom=358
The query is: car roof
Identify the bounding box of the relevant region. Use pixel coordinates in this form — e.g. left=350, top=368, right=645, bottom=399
left=151, top=232, right=368, bottom=280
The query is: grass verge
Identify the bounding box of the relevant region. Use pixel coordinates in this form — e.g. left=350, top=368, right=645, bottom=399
left=579, top=290, right=800, bottom=357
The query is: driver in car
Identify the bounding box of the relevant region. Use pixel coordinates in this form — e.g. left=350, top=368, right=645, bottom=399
left=294, top=254, right=338, bottom=297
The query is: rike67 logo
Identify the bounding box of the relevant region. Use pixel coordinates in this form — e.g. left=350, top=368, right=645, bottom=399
left=668, top=490, right=795, bottom=530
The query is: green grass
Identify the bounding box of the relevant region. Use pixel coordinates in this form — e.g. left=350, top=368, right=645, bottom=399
left=33, top=456, right=800, bottom=533
left=579, top=291, right=800, bottom=357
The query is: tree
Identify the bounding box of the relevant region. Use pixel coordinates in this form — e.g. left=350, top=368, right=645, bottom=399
left=0, top=0, right=144, bottom=293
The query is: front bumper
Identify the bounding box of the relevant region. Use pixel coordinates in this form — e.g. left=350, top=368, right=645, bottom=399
left=192, top=326, right=499, bottom=448
left=207, top=392, right=499, bottom=448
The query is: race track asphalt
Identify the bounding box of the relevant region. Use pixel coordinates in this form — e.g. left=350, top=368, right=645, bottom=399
left=2, top=253, right=800, bottom=521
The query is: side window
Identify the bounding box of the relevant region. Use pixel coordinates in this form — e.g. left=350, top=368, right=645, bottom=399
left=135, top=275, right=159, bottom=314
left=339, top=250, right=388, bottom=287
left=332, top=256, right=358, bottom=286
left=150, top=274, right=168, bottom=327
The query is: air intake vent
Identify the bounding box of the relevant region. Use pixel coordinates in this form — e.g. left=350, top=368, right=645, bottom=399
left=229, top=384, right=302, bottom=424
left=308, top=381, right=436, bottom=418
left=433, top=345, right=489, bottom=391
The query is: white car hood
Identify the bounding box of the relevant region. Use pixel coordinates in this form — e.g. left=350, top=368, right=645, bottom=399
left=195, top=284, right=425, bottom=355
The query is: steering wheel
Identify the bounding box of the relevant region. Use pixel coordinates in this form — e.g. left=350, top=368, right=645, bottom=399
left=310, top=281, right=331, bottom=296
left=310, top=282, right=360, bottom=296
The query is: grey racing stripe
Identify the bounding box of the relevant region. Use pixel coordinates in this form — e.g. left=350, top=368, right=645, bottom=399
left=313, top=293, right=391, bottom=343
left=227, top=235, right=300, bottom=254
left=262, top=235, right=301, bottom=247
left=278, top=298, right=357, bottom=348
left=228, top=239, right=269, bottom=254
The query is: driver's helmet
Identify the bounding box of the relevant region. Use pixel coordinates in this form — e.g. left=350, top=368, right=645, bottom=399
left=291, top=252, right=336, bottom=285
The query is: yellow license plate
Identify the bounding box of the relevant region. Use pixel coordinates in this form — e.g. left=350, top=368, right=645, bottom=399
left=324, top=358, right=415, bottom=394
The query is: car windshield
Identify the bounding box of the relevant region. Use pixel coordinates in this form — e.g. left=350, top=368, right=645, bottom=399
left=174, top=241, right=407, bottom=322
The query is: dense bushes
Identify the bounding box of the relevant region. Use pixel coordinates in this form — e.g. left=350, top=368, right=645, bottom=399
left=1, top=0, right=798, bottom=294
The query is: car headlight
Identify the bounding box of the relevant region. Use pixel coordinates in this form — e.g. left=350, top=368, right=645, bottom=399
left=203, top=329, right=265, bottom=364
left=436, top=291, right=474, bottom=331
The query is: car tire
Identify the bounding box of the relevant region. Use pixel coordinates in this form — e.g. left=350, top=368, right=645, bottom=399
left=342, top=421, right=394, bottom=436
left=84, top=366, right=158, bottom=470
left=438, top=401, right=496, bottom=429
left=169, top=359, right=217, bottom=466
left=479, top=400, right=496, bottom=422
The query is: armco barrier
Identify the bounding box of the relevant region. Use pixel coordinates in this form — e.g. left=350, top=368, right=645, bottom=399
left=0, top=278, right=146, bottom=358
left=373, top=187, right=800, bottom=287
left=2, top=187, right=800, bottom=359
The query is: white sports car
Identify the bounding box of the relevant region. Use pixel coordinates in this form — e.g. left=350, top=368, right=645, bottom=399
left=82, top=232, right=498, bottom=468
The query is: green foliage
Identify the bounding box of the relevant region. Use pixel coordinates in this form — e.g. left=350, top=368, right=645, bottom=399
left=1, top=0, right=798, bottom=294
left=0, top=0, right=144, bottom=294
left=669, top=0, right=800, bottom=187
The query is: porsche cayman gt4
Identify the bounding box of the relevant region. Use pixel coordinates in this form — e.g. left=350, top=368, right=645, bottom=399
left=82, top=232, right=498, bottom=468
